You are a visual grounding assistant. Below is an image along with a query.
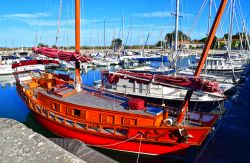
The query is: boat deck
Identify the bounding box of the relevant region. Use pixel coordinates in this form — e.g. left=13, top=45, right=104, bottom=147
left=19, top=74, right=217, bottom=127
left=32, top=83, right=157, bottom=117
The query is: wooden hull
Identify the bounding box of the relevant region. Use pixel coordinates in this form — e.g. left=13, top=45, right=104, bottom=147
left=32, top=112, right=189, bottom=156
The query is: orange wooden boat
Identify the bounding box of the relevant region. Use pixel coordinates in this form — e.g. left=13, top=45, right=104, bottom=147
left=13, top=67, right=218, bottom=155
left=12, top=0, right=228, bottom=156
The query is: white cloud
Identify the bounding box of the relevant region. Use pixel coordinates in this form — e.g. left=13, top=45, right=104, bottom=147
left=136, top=11, right=172, bottom=18
left=136, top=11, right=193, bottom=18
left=0, top=12, right=55, bottom=26
left=2, top=12, right=50, bottom=19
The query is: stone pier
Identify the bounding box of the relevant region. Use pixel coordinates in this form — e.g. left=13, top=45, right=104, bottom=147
left=0, top=118, right=116, bottom=163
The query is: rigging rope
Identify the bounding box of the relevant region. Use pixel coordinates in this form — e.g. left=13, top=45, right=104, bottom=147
left=136, top=134, right=143, bottom=163
left=212, top=0, right=237, bottom=83
left=212, top=0, right=229, bottom=52
left=83, top=133, right=141, bottom=147
left=234, top=8, right=244, bottom=53
left=55, top=0, right=63, bottom=46
left=187, top=0, right=208, bottom=36
left=237, top=0, right=250, bottom=50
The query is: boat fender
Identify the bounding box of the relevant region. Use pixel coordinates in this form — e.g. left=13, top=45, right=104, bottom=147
left=163, top=118, right=173, bottom=126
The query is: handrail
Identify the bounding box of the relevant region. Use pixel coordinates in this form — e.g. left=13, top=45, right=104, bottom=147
left=106, top=84, right=224, bottom=99
left=27, top=96, right=130, bottom=138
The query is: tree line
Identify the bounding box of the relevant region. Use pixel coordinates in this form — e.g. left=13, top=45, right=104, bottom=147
left=34, top=31, right=249, bottom=50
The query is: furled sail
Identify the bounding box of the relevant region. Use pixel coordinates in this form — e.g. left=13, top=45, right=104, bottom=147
left=32, top=47, right=91, bottom=62
left=102, top=70, right=220, bottom=93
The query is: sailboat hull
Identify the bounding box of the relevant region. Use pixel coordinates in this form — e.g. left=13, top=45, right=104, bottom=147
left=134, top=95, right=224, bottom=113
left=12, top=66, right=218, bottom=159
left=32, top=111, right=190, bottom=156
left=100, top=90, right=224, bottom=113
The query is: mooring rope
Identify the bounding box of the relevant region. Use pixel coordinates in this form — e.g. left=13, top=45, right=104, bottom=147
left=136, top=134, right=143, bottom=163
left=84, top=133, right=141, bottom=148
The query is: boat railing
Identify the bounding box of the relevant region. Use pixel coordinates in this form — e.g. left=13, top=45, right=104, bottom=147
left=20, top=84, right=216, bottom=145
left=27, top=97, right=129, bottom=138
left=112, top=84, right=208, bottom=99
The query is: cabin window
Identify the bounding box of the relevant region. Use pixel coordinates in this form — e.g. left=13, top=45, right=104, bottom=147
left=133, top=81, right=136, bottom=92
left=214, top=60, right=217, bottom=66
left=66, top=107, right=86, bottom=119
left=101, top=114, right=115, bottom=124
left=73, top=109, right=81, bottom=117
left=123, top=118, right=137, bottom=126
left=139, top=83, right=142, bottom=93
left=51, top=103, right=60, bottom=112
left=207, top=60, right=211, bottom=66
left=146, top=84, right=150, bottom=94
left=123, top=85, right=127, bottom=93
left=218, top=60, right=223, bottom=66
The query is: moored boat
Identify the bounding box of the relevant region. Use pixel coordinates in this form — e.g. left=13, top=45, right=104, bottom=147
left=0, top=55, right=46, bottom=75
left=99, top=70, right=225, bottom=112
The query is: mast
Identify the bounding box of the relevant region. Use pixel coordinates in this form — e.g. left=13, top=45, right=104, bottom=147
left=207, top=0, right=212, bottom=36
left=228, top=0, right=235, bottom=53
left=75, top=0, right=81, bottom=92
left=66, top=4, right=69, bottom=50
left=93, top=18, right=95, bottom=52
left=174, top=0, right=179, bottom=53
left=176, top=0, right=228, bottom=125
left=104, top=18, right=106, bottom=47
left=205, top=0, right=213, bottom=75
left=55, top=0, right=63, bottom=46
left=173, top=0, right=180, bottom=75
left=122, top=16, right=124, bottom=46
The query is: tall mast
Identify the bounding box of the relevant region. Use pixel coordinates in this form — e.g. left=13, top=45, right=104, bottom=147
left=122, top=16, right=124, bottom=45
left=66, top=4, right=69, bottom=50
left=228, top=0, right=235, bottom=53
left=174, top=0, right=180, bottom=53
left=93, top=18, right=95, bottom=52
left=172, top=0, right=180, bottom=75
left=205, top=0, right=213, bottom=75
left=176, top=0, right=228, bottom=125
left=104, top=18, right=106, bottom=47
left=207, top=0, right=212, bottom=36
left=75, top=0, right=81, bottom=92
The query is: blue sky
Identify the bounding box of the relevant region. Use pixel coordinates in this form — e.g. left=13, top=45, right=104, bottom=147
left=0, top=0, right=249, bottom=47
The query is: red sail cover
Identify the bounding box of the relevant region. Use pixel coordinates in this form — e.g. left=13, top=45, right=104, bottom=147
left=12, top=60, right=60, bottom=69
left=32, top=47, right=91, bottom=62
left=102, top=70, right=220, bottom=93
